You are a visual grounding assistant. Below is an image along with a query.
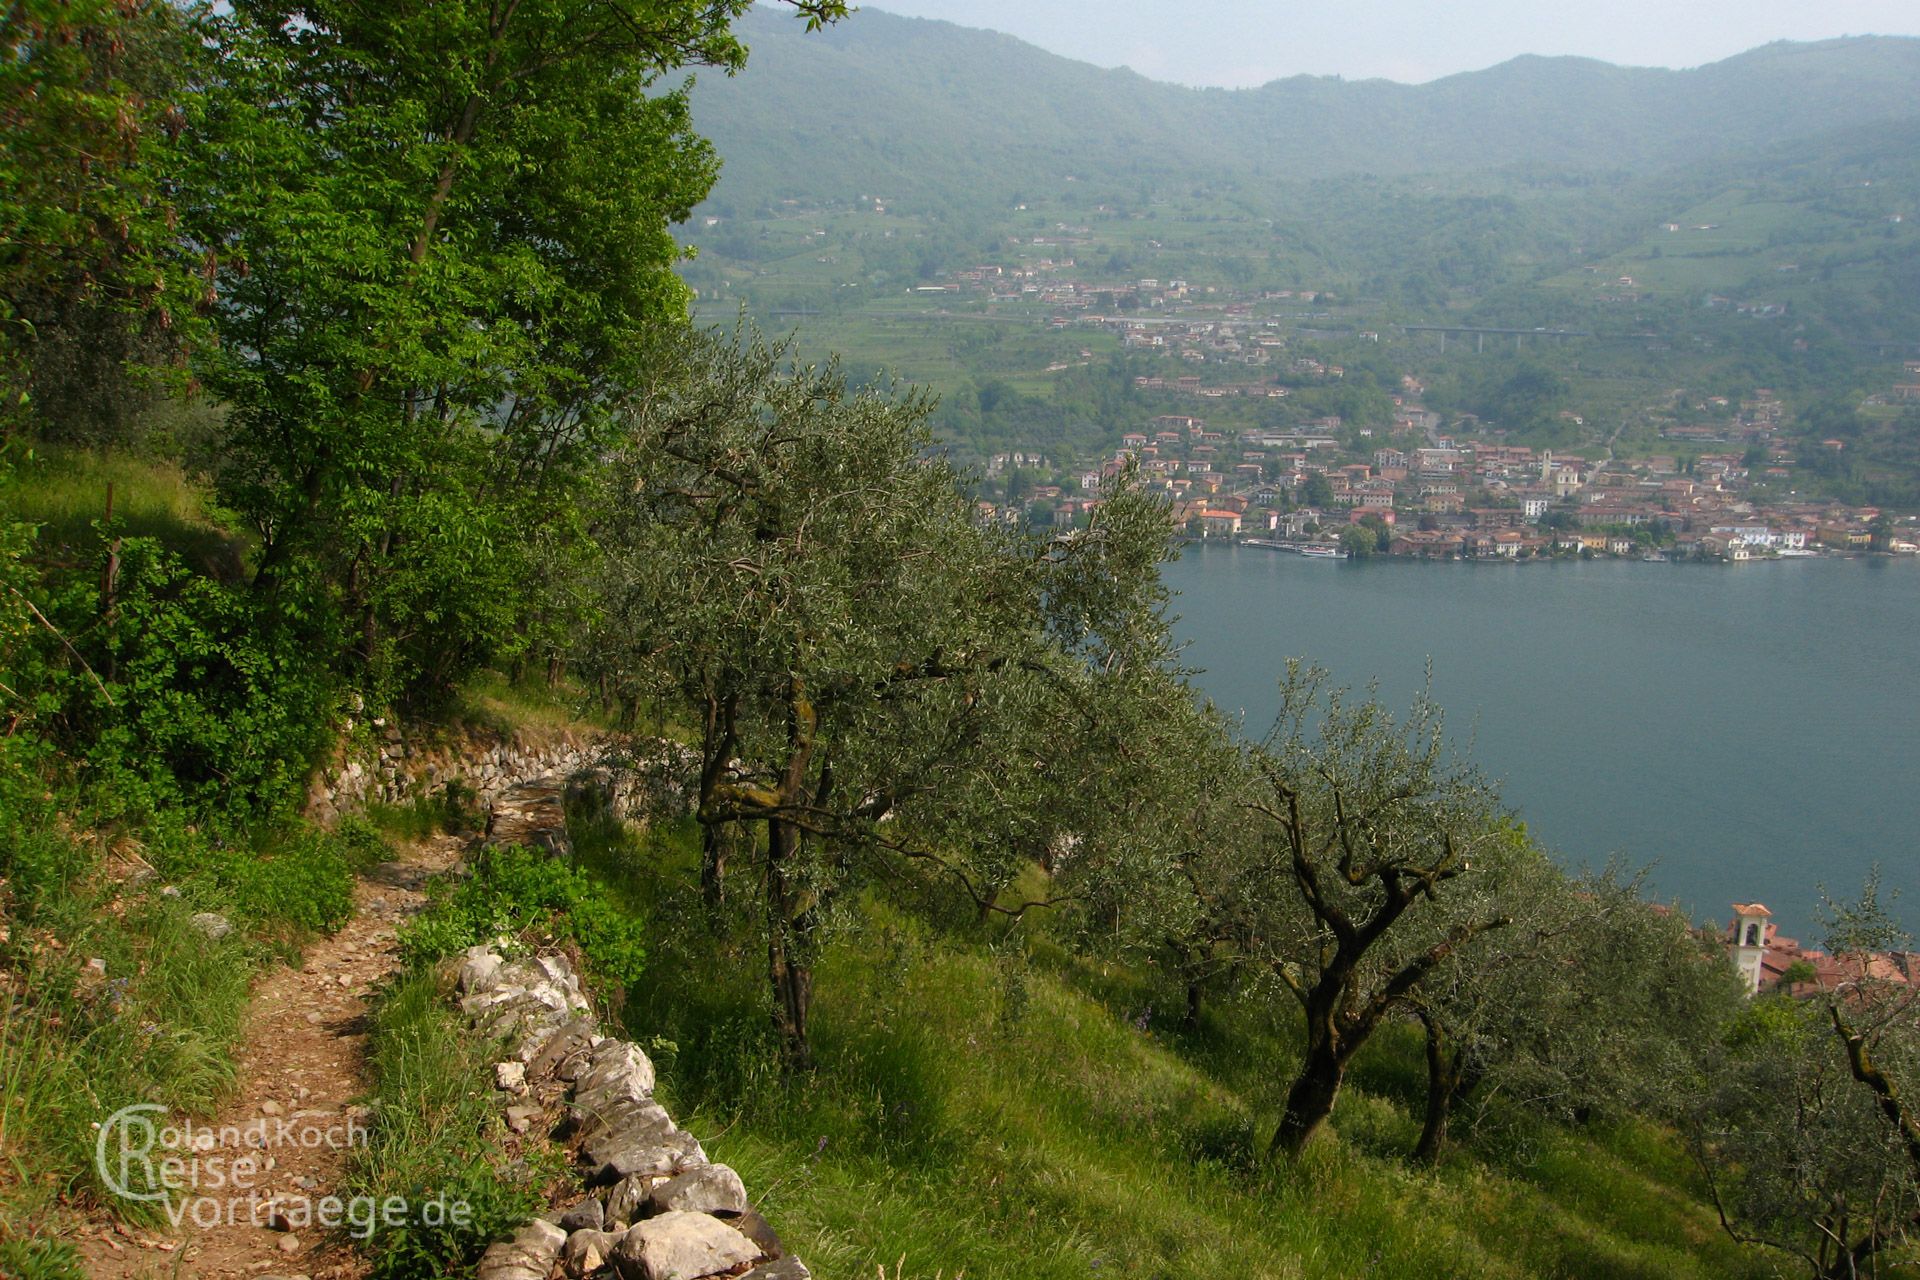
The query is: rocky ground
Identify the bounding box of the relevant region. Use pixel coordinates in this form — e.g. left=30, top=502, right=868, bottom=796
left=69, top=765, right=805, bottom=1280
left=75, top=836, right=463, bottom=1280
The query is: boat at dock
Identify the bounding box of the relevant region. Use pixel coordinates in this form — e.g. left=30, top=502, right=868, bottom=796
left=1239, top=539, right=1343, bottom=557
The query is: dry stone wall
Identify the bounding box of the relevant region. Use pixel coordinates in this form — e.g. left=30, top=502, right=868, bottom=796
left=304, top=723, right=694, bottom=839
left=326, top=725, right=807, bottom=1278
left=451, top=943, right=809, bottom=1280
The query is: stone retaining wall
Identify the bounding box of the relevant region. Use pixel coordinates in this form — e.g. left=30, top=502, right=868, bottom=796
left=325, top=722, right=801, bottom=1276
left=303, top=723, right=693, bottom=833
left=450, top=943, right=808, bottom=1280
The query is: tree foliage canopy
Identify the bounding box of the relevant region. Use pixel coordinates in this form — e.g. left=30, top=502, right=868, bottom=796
left=585, top=324, right=1188, bottom=1061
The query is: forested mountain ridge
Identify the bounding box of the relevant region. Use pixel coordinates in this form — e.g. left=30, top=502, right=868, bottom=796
left=676, top=10, right=1920, bottom=499
left=690, top=11, right=1920, bottom=214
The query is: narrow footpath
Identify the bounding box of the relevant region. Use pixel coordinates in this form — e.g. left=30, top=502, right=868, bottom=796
left=75, top=772, right=576, bottom=1280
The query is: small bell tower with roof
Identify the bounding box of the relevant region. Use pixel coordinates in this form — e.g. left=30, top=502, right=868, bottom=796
left=1730, top=902, right=1772, bottom=995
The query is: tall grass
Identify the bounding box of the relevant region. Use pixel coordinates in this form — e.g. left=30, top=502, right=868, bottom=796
left=6, top=447, right=246, bottom=578
left=343, top=967, right=549, bottom=1280
left=560, top=809, right=1775, bottom=1280
left=0, top=804, right=380, bottom=1243
left=446, top=668, right=606, bottom=734
left=0, top=893, right=248, bottom=1228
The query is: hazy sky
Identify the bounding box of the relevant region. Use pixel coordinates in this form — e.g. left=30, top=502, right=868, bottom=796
left=859, top=1, right=1920, bottom=87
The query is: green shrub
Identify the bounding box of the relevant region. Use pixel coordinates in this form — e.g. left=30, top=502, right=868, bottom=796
left=20, top=533, right=337, bottom=819
left=344, top=969, right=549, bottom=1280
left=144, top=817, right=383, bottom=937
left=400, top=844, right=646, bottom=985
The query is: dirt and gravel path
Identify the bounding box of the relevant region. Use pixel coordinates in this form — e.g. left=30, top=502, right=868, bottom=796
left=75, top=833, right=464, bottom=1280
left=71, top=766, right=581, bottom=1280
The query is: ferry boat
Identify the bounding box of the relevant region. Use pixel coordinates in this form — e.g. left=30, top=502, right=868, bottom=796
left=1299, top=543, right=1342, bottom=558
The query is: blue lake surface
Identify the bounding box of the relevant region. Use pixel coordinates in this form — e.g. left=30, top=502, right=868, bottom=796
left=1163, top=546, right=1920, bottom=939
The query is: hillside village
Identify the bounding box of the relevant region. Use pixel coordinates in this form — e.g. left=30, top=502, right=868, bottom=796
left=982, top=397, right=1909, bottom=559
left=923, top=252, right=1920, bottom=558
left=895, top=244, right=1920, bottom=559
left=1724, top=902, right=1920, bottom=998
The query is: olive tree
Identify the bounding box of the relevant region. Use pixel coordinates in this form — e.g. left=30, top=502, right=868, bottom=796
left=1692, top=997, right=1920, bottom=1279
left=1245, top=665, right=1514, bottom=1158
left=588, top=326, right=1183, bottom=1066
left=1692, top=879, right=1920, bottom=1278
left=1396, top=826, right=1569, bottom=1163
left=1407, top=860, right=1743, bottom=1164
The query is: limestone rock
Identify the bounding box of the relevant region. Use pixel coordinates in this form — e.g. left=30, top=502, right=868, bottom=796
left=741, top=1260, right=812, bottom=1280
left=729, top=1209, right=786, bottom=1260
left=581, top=1098, right=705, bottom=1182
left=476, top=1219, right=567, bottom=1280
left=189, top=912, right=233, bottom=941
left=527, top=1015, right=598, bottom=1083
left=604, top=1173, right=657, bottom=1230
left=455, top=946, right=504, bottom=994
left=561, top=1227, right=625, bottom=1278
left=612, top=1129, right=704, bottom=1182
left=574, top=1040, right=656, bottom=1113
left=495, top=1061, right=528, bottom=1094
left=649, top=1164, right=747, bottom=1217
left=610, top=1212, right=760, bottom=1280
left=558, top=1196, right=605, bottom=1233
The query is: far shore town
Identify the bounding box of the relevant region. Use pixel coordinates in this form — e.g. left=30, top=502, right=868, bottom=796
left=973, top=399, right=1915, bottom=562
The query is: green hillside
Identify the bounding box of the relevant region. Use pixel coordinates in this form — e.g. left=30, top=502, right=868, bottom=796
left=567, top=815, right=1778, bottom=1280
left=11, top=4, right=1920, bottom=1278
left=673, top=13, right=1920, bottom=489
left=684, top=11, right=1920, bottom=304
left=1544, top=121, right=1920, bottom=321
left=693, top=13, right=1920, bottom=211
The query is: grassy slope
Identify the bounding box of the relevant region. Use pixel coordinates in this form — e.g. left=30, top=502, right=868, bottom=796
left=577, top=817, right=1771, bottom=1280
left=0, top=450, right=375, bottom=1271
left=5, top=445, right=250, bottom=579
left=2, top=451, right=1773, bottom=1278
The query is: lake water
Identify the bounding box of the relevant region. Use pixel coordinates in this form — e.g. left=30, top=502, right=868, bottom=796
left=1163, top=546, right=1920, bottom=939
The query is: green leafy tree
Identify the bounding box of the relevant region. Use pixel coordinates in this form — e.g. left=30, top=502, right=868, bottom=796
left=1094, top=696, right=1264, bottom=1034
left=1336, top=525, right=1375, bottom=559
left=1409, top=861, right=1741, bottom=1163
left=1398, top=826, right=1567, bottom=1163
left=190, top=0, right=844, bottom=700
left=0, top=0, right=200, bottom=439
left=1246, top=666, right=1512, bottom=1158
left=586, top=326, right=1182, bottom=1065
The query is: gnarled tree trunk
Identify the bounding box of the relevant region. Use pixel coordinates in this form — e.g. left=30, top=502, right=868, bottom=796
left=1413, top=1007, right=1470, bottom=1164
left=1271, top=984, right=1355, bottom=1158
left=765, top=814, right=814, bottom=1070
left=1273, top=1038, right=1346, bottom=1158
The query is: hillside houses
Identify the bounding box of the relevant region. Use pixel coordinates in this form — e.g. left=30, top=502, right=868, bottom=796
left=1724, top=903, right=1919, bottom=999
left=983, top=368, right=1888, bottom=559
